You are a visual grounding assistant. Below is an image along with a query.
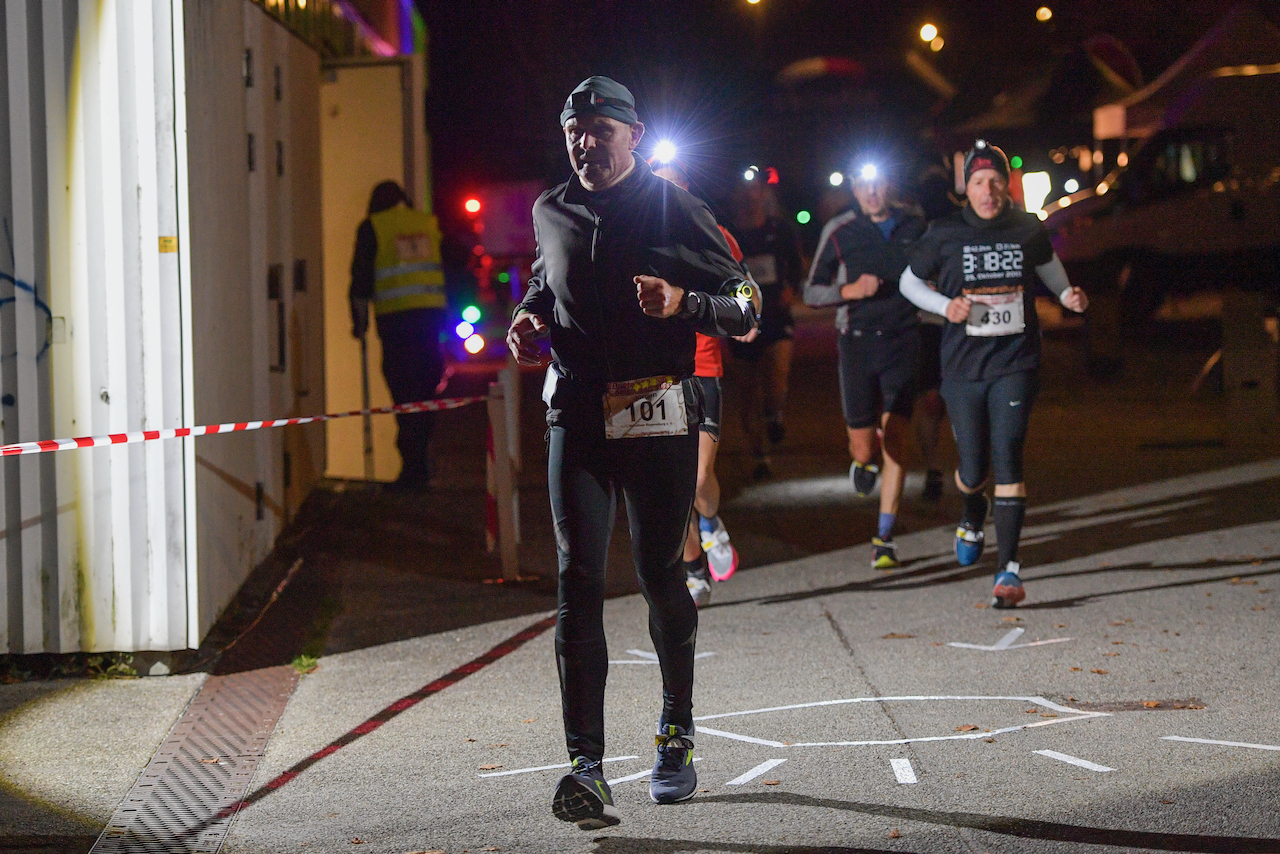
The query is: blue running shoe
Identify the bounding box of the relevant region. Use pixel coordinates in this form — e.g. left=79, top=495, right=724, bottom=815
left=650, top=724, right=697, bottom=804
left=553, top=757, right=621, bottom=829
left=850, top=461, right=880, bottom=496
left=955, top=521, right=985, bottom=566
left=992, top=562, right=1025, bottom=609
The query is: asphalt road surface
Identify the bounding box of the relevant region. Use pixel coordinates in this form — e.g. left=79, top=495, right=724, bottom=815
left=1, top=306, right=1278, bottom=854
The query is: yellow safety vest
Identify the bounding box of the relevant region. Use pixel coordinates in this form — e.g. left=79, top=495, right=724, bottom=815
left=369, top=205, right=446, bottom=314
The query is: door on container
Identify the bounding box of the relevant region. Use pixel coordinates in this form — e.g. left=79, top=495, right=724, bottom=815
left=320, top=57, right=427, bottom=481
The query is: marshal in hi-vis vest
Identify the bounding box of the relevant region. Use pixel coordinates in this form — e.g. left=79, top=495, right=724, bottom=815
left=370, top=205, right=446, bottom=314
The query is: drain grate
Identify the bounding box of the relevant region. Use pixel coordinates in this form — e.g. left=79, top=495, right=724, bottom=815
left=89, top=666, right=298, bottom=854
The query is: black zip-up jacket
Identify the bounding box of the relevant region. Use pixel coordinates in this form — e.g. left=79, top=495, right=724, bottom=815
left=803, top=205, right=927, bottom=334
left=515, top=155, right=757, bottom=424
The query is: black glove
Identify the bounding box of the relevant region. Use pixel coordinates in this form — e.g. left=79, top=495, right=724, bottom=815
left=351, top=297, right=369, bottom=340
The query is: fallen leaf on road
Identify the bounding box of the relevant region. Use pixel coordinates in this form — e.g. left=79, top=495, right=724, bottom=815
left=1254, top=606, right=1267, bottom=611
left=1040, top=713, right=1058, bottom=718
left=956, top=725, right=979, bottom=731
left=1161, top=800, right=1174, bottom=805
left=763, top=780, right=781, bottom=786
left=699, top=788, right=710, bottom=793
left=984, top=738, right=995, bottom=743
left=1091, top=669, right=1109, bottom=674
left=1143, top=701, right=1160, bottom=708
left=1104, top=652, right=1120, bottom=657
left=1109, top=621, right=1126, bottom=626
left=931, top=642, right=944, bottom=646
left=1068, top=697, right=1077, bottom=702
left=1112, top=641, right=1124, bottom=645
left=881, top=632, right=914, bottom=639
left=974, top=603, right=988, bottom=609
left=199, top=758, right=219, bottom=764
left=465, top=738, right=476, bottom=742
left=482, top=847, right=499, bottom=851
left=351, top=840, right=366, bottom=846
left=1055, top=624, right=1067, bottom=628
left=522, top=719, right=537, bottom=723
left=888, top=829, right=902, bottom=839
left=478, top=764, right=503, bottom=770
left=1001, top=616, right=1022, bottom=622
left=1024, top=709, right=1037, bottom=714
left=487, top=744, right=508, bottom=748
left=1069, top=667, right=1082, bottom=671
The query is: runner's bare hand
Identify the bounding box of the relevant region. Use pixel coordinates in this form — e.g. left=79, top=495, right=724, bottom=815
left=1061, top=286, right=1088, bottom=313
left=507, top=311, right=547, bottom=366
left=636, top=275, right=684, bottom=318
left=945, top=296, right=972, bottom=324
left=840, top=273, right=881, bottom=301
left=733, top=326, right=761, bottom=343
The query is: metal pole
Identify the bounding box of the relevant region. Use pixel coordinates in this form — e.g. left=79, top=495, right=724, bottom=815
left=487, top=382, right=519, bottom=580
left=360, top=334, right=374, bottom=480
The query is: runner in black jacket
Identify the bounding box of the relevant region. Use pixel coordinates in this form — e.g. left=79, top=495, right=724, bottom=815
left=804, top=164, right=926, bottom=568
left=899, top=140, right=1087, bottom=608
left=506, top=77, right=757, bottom=829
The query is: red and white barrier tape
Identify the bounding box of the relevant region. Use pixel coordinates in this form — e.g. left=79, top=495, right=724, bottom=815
left=0, top=397, right=487, bottom=457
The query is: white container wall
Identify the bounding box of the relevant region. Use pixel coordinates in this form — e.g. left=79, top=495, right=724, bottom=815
left=0, top=0, right=326, bottom=654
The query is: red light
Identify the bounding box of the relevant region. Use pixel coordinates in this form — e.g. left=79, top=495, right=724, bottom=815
left=464, top=198, right=481, bottom=214
left=766, top=167, right=780, bottom=184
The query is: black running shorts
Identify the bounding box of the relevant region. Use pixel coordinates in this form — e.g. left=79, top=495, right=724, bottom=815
left=697, top=376, right=722, bottom=441
left=838, top=326, right=919, bottom=429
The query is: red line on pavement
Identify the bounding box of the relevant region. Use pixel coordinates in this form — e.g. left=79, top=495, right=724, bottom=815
left=214, top=614, right=556, bottom=820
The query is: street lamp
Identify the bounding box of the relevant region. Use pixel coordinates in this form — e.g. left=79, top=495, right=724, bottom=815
left=1036, top=6, right=1053, bottom=22
left=920, top=23, right=938, bottom=42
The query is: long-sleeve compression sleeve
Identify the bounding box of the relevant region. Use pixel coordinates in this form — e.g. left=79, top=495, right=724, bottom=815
left=898, top=267, right=952, bottom=316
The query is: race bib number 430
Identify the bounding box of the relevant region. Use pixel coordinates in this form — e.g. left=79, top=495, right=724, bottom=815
left=604, top=376, right=688, bottom=439
left=965, top=289, right=1025, bottom=337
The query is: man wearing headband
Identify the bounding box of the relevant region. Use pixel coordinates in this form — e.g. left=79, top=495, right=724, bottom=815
left=804, top=162, right=927, bottom=569
left=507, top=76, right=758, bottom=829
left=899, top=140, right=1087, bottom=607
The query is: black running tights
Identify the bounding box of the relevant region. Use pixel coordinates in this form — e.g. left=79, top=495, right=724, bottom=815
left=548, top=425, right=700, bottom=764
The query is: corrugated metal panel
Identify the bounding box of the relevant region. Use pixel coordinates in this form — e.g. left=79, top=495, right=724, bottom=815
left=1, top=1, right=327, bottom=654
left=0, top=0, right=193, bottom=653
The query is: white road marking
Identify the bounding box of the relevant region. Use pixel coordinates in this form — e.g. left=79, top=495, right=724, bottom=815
left=1034, top=749, right=1114, bottom=772
left=1162, top=736, right=1280, bottom=752
left=607, top=757, right=701, bottom=785
left=479, top=755, right=638, bottom=778
left=696, top=726, right=787, bottom=748
left=726, top=758, right=786, bottom=786
left=948, top=628, right=1073, bottom=651
left=609, top=650, right=716, bottom=665
left=890, top=758, right=918, bottom=784
left=694, top=696, right=1107, bottom=748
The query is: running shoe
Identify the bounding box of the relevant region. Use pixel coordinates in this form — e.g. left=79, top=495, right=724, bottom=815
left=699, top=515, right=739, bottom=582
left=650, top=724, right=697, bottom=804
left=767, top=416, right=786, bottom=446
left=871, top=536, right=900, bottom=569
left=850, top=461, right=880, bottom=496
left=955, top=521, right=985, bottom=566
left=552, top=757, right=621, bottom=829
left=991, top=562, right=1025, bottom=609
left=686, top=557, right=712, bottom=608
left=922, top=469, right=944, bottom=502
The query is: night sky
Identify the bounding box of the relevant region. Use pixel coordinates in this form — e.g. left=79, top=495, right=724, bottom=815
left=419, top=0, right=1278, bottom=225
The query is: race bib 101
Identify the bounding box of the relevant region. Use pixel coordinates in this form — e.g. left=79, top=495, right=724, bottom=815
left=965, top=289, right=1026, bottom=337
left=603, top=376, right=689, bottom=439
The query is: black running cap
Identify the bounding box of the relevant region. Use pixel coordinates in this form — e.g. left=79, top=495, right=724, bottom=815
left=560, top=76, right=639, bottom=127
left=963, top=140, right=1011, bottom=184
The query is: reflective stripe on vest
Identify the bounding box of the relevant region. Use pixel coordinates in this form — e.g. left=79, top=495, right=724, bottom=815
left=370, top=205, right=446, bottom=314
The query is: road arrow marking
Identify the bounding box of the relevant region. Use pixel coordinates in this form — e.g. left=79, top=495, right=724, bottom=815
left=479, top=755, right=638, bottom=778
left=609, top=649, right=716, bottom=665
left=726, top=758, right=786, bottom=786
left=890, top=757, right=918, bottom=784
left=948, top=628, right=1072, bottom=651
left=1162, top=736, right=1280, bottom=752
left=608, top=757, right=702, bottom=785
left=1033, top=749, right=1114, bottom=772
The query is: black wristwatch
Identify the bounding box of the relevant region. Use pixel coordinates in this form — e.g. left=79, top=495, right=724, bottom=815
left=677, top=289, right=701, bottom=319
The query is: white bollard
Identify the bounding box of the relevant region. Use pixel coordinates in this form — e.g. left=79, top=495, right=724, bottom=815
left=487, top=381, right=519, bottom=580
left=499, top=355, right=523, bottom=545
